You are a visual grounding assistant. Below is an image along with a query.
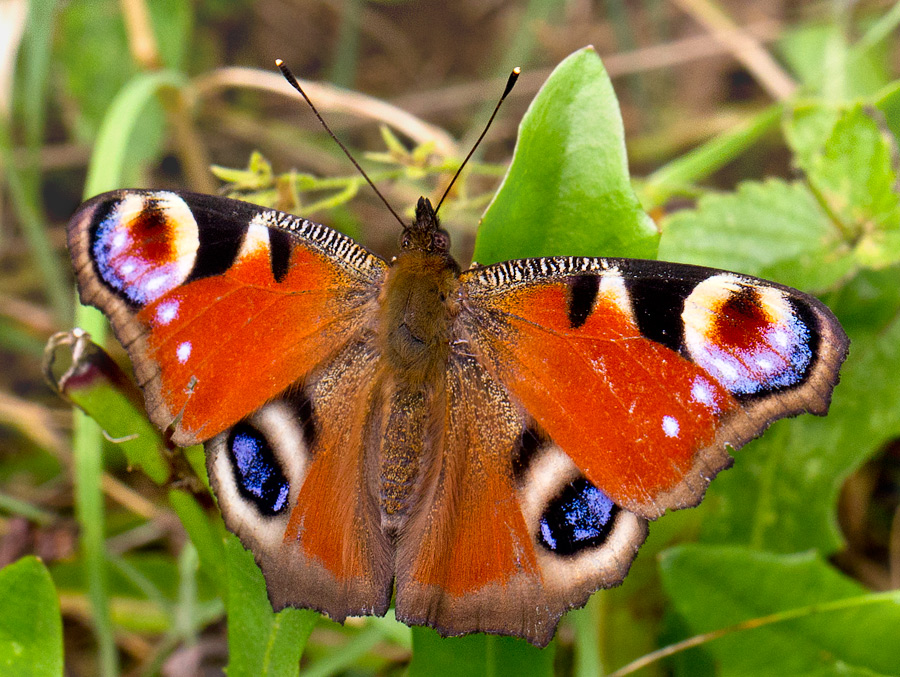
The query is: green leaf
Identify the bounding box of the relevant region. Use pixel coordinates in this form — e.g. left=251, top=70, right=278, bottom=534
left=783, top=103, right=841, bottom=171
left=475, top=46, right=658, bottom=264
left=0, top=557, right=63, bottom=677
left=806, top=105, right=900, bottom=268
left=224, top=533, right=317, bottom=676
left=409, top=628, right=555, bottom=677
left=660, top=545, right=900, bottom=676
left=779, top=22, right=891, bottom=101
left=84, top=69, right=187, bottom=198
left=44, top=332, right=168, bottom=483
left=659, top=179, right=851, bottom=292
left=875, top=79, right=900, bottom=143
left=699, top=266, right=900, bottom=554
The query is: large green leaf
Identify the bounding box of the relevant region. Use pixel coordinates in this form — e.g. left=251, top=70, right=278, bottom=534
left=660, top=545, right=900, bottom=676
left=475, top=46, right=658, bottom=264
left=659, top=178, right=851, bottom=292
left=0, top=557, right=63, bottom=677
left=409, top=628, right=554, bottom=677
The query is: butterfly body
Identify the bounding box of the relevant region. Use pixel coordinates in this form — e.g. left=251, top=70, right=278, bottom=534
left=68, top=189, right=848, bottom=646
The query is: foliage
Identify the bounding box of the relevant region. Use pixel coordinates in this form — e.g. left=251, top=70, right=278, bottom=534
left=2, top=1, right=900, bottom=675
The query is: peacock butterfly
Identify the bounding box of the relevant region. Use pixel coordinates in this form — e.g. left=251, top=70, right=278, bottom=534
left=66, top=70, right=848, bottom=648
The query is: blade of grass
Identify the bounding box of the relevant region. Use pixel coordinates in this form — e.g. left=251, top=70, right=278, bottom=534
left=73, top=408, right=118, bottom=676
left=19, top=0, right=56, bottom=156
left=0, top=122, right=71, bottom=323
left=0, top=490, right=56, bottom=525
left=73, top=67, right=189, bottom=677
left=83, top=69, right=187, bottom=197
left=572, top=594, right=606, bottom=677
left=328, top=0, right=363, bottom=87
left=300, top=625, right=386, bottom=677
left=853, top=1, right=900, bottom=56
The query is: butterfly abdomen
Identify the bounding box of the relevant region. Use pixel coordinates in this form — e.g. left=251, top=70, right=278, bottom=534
left=376, top=212, right=461, bottom=526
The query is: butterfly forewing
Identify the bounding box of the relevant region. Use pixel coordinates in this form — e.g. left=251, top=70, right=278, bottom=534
left=457, top=257, right=848, bottom=519
left=67, top=190, right=387, bottom=446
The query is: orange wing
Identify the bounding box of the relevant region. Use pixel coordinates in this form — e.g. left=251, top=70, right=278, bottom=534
left=456, top=257, right=848, bottom=519
left=68, top=190, right=386, bottom=446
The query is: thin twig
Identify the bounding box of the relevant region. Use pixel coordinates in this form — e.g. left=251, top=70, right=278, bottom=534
left=192, top=67, right=459, bottom=158
left=609, top=589, right=900, bottom=676
left=118, top=0, right=161, bottom=70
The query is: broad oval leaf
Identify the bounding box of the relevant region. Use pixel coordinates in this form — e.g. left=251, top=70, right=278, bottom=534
left=475, top=46, right=658, bottom=264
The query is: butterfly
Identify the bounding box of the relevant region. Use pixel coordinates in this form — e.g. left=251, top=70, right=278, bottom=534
left=67, top=181, right=848, bottom=646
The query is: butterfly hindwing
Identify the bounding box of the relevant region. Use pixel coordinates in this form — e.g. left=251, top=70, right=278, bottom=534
left=457, top=257, right=848, bottom=519
left=67, top=190, right=387, bottom=446
left=207, top=336, right=393, bottom=621
left=394, top=354, right=647, bottom=645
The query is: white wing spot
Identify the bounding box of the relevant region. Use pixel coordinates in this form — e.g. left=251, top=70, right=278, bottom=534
left=691, top=378, right=713, bottom=405
left=662, top=415, right=680, bottom=438
left=144, top=274, right=169, bottom=295
left=712, top=357, right=739, bottom=381
left=156, top=300, right=180, bottom=325
left=176, top=342, right=192, bottom=364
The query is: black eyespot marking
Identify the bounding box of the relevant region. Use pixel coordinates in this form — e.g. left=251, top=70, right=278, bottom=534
left=512, top=426, right=545, bottom=482
left=227, top=422, right=290, bottom=516
left=567, top=275, right=600, bottom=329
left=293, top=391, right=318, bottom=453
left=538, top=478, right=620, bottom=556
left=188, top=205, right=244, bottom=281
left=627, top=276, right=696, bottom=353
left=269, top=228, right=294, bottom=283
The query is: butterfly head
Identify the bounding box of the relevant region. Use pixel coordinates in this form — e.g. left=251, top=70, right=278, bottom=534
left=401, top=197, right=451, bottom=255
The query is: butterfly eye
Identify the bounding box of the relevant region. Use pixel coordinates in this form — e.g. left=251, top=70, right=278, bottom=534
left=208, top=398, right=313, bottom=527
left=401, top=233, right=412, bottom=249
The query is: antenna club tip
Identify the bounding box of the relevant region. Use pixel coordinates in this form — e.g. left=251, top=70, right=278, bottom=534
left=512, top=67, right=521, bottom=75
left=275, top=58, right=284, bottom=67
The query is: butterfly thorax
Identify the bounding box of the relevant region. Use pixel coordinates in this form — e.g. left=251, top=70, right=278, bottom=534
left=377, top=197, right=460, bottom=526
left=379, top=197, right=461, bottom=387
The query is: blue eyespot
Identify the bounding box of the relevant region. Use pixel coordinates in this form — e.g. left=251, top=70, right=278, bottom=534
left=538, top=479, right=618, bottom=556
left=228, top=423, right=290, bottom=516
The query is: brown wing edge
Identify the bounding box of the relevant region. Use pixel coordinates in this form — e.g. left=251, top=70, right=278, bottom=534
left=67, top=193, right=179, bottom=440
left=648, top=298, right=849, bottom=519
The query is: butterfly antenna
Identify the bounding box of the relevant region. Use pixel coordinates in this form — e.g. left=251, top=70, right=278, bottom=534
left=276, top=59, right=406, bottom=228
left=434, top=67, right=520, bottom=215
